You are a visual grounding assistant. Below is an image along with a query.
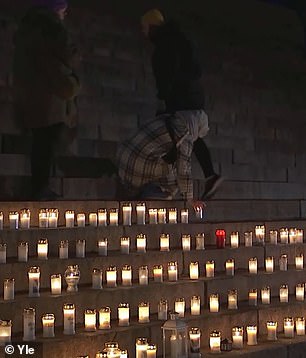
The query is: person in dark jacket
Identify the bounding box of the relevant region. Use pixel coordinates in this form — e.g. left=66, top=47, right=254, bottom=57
left=13, top=0, right=81, bottom=200
left=141, top=9, right=223, bottom=200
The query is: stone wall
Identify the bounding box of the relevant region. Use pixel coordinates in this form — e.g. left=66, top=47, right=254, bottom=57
left=0, top=0, right=305, bottom=216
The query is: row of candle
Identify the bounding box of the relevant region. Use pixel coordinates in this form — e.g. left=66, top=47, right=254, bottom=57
left=210, top=318, right=306, bottom=352
left=4, top=206, right=192, bottom=229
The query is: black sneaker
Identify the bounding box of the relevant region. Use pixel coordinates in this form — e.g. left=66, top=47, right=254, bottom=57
left=201, top=174, right=224, bottom=200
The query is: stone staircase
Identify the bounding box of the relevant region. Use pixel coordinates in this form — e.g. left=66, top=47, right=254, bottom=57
left=0, top=200, right=305, bottom=357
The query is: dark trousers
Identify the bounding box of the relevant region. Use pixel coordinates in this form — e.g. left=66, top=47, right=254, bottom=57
left=31, top=123, right=63, bottom=196
left=193, top=137, right=215, bottom=178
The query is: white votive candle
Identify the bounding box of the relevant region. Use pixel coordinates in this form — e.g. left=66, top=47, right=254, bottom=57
left=18, top=241, right=28, bottom=262
left=296, top=229, right=304, bottom=243
left=189, top=262, right=199, bottom=280
left=174, top=297, right=185, bottom=317
left=121, top=265, right=132, bottom=286
left=139, top=265, right=148, bottom=285
left=247, top=325, right=257, bottom=345
left=279, top=254, right=288, bottom=271
left=280, top=228, right=289, bottom=244
left=195, top=233, right=205, bottom=250
left=106, top=266, right=117, bottom=288
left=147, top=344, right=157, bottom=358
left=153, top=265, right=163, bottom=283
left=9, top=211, right=19, bottom=229
left=3, top=279, right=14, bottom=301
left=295, top=253, right=304, bottom=270
left=244, top=231, right=253, bottom=247
left=109, top=208, right=118, bottom=226
left=76, top=239, right=85, bottom=258
left=59, top=240, right=68, bottom=259
left=296, top=317, right=305, bottom=336
left=0, top=320, right=12, bottom=345
left=191, top=295, right=201, bottom=316
left=97, top=238, right=107, bottom=256
left=0, top=212, right=3, bottom=230
left=122, top=203, right=132, bottom=226
left=84, top=309, right=96, bottom=332
left=296, top=283, right=304, bottom=301
left=289, top=228, right=297, bottom=244
left=228, top=289, right=238, bottom=309
left=20, top=208, right=30, bottom=229
left=210, top=331, right=221, bottom=352
left=136, top=233, right=146, bottom=253
left=168, top=262, right=178, bottom=281
left=51, top=274, right=62, bottom=295
left=280, top=284, right=289, bottom=303
left=284, top=317, right=294, bottom=338
left=269, top=230, right=278, bottom=245
left=160, top=233, right=170, bottom=251
left=225, top=258, right=235, bottom=276
left=136, top=203, right=146, bottom=225
left=28, top=266, right=40, bottom=297
left=230, top=231, right=239, bottom=248
left=92, top=268, right=103, bottom=289
left=267, top=321, right=277, bottom=341
left=99, top=307, right=111, bottom=330
left=206, top=260, right=215, bottom=278
left=209, top=294, right=219, bottom=313
left=63, top=303, right=75, bottom=335
left=261, top=286, right=270, bottom=304
left=148, top=209, right=157, bottom=224
left=118, top=303, right=129, bottom=326
left=77, top=213, right=85, bottom=227
left=138, top=302, right=150, bottom=323
left=182, top=234, right=191, bottom=251
left=98, top=209, right=107, bottom=226
left=232, top=327, right=243, bottom=349
left=168, top=208, right=177, bottom=224
left=23, top=308, right=35, bottom=341
left=120, top=237, right=130, bottom=255
left=42, top=314, right=55, bottom=338
left=65, top=210, right=75, bottom=228
left=158, top=299, right=168, bottom=320
left=180, top=208, right=189, bottom=224
left=255, top=225, right=265, bottom=245
left=265, top=256, right=274, bottom=273
left=89, top=213, right=97, bottom=227
left=48, top=208, right=58, bottom=228
left=249, top=289, right=258, bottom=306
left=249, top=257, right=257, bottom=274
left=136, top=338, right=148, bottom=358
left=157, top=208, right=166, bottom=224
left=0, top=244, right=6, bottom=264
left=37, top=239, right=48, bottom=260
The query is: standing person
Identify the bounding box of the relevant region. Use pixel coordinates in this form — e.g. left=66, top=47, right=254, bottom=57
left=141, top=9, right=223, bottom=200
left=13, top=0, right=81, bottom=200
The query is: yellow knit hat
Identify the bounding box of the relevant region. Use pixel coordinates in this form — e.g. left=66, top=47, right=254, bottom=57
left=141, top=9, right=164, bottom=27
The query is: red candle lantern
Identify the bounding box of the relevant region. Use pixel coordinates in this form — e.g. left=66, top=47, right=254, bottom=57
left=216, top=229, right=226, bottom=249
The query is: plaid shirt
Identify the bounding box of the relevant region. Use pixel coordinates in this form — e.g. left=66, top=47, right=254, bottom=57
left=117, top=113, right=196, bottom=200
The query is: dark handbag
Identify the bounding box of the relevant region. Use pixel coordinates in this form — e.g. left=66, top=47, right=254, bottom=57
left=162, top=115, right=177, bottom=164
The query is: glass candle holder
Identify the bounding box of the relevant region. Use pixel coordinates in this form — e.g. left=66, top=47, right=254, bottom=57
left=147, top=344, right=157, bottom=358
left=228, top=289, right=238, bottom=310
left=3, top=279, right=14, bottom=301
left=42, top=314, right=55, bottom=338
left=136, top=338, right=148, bottom=358
left=210, top=331, right=221, bottom=352
left=160, top=234, right=170, bottom=251
left=92, top=268, right=103, bottom=290
left=18, top=241, right=28, bottom=262
left=138, top=302, right=150, bottom=323
left=280, top=284, right=289, bottom=303
left=269, top=230, right=278, bottom=245
left=121, top=265, right=132, bottom=286
left=109, top=209, right=118, bottom=226
left=63, top=303, right=75, bottom=335
left=230, top=231, right=239, bottom=248
left=249, top=288, right=258, bottom=306
left=254, top=225, right=265, bottom=245
left=37, top=239, right=48, bottom=260
left=64, top=265, right=80, bottom=292
left=216, top=229, right=226, bottom=248
left=102, top=342, right=121, bottom=358
left=97, top=238, right=107, bottom=256
left=153, top=265, right=163, bottom=283
left=244, top=231, right=253, bottom=247
left=20, top=208, right=30, bottom=229
left=0, top=244, right=6, bottom=264
left=0, top=212, right=3, bottom=230
left=195, top=233, right=205, bottom=250
left=249, top=257, right=257, bottom=274
left=158, top=299, right=168, bottom=320
left=99, top=307, right=111, bottom=330
left=209, top=294, right=219, bottom=313
left=118, top=303, right=129, bottom=327
left=296, top=229, right=304, bottom=243
left=261, top=286, right=271, bottom=304
left=106, top=266, right=117, bottom=288
left=265, top=256, right=274, bottom=273
left=48, top=208, right=58, bottom=228
left=280, top=228, right=289, bottom=244
left=157, top=208, right=166, bottom=224
left=225, top=258, right=235, bottom=276
left=232, top=327, right=243, bottom=349
left=189, top=262, right=199, bottom=280
left=77, top=213, right=85, bottom=227
left=180, top=208, right=189, bottom=224
left=296, top=317, right=305, bottom=336
left=0, top=320, right=12, bottom=345
left=136, top=203, right=146, bottom=225
left=148, top=209, right=157, bottom=224
left=59, top=240, right=69, bottom=259
left=85, top=309, right=96, bottom=332
left=23, top=308, right=35, bottom=341
left=284, top=317, right=294, bottom=338
left=136, top=233, right=146, bottom=253
left=9, top=211, right=19, bottom=230
left=98, top=209, right=107, bottom=226
left=167, top=208, right=177, bottom=224
left=206, top=260, right=215, bottom=278
left=189, top=327, right=201, bottom=353
left=175, top=297, right=185, bottom=318
left=65, top=210, right=75, bottom=228
left=296, top=283, right=305, bottom=301
left=168, top=262, right=178, bottom=281
left=75, top=239, right=85, bottom=258
left=267, top=321, right=277, bottom=341
left=89, top=212, right=97, bottom=227
left=190, top=295, right=201, bottom=316
left=289, top=228, right=297, bottom=244
left=279, top=254, right=288, bottom=271
left=28, top=266, right=40, bottom=297
left=295, top=253, right=304, bottom=270
left=122, top=203, right=132, bottom=226
left=247, top=326, right=257, bottom=345
left=51, top=274, right=62, bottom=295
left=139, top=265, right=148, bottom=285
left=120, top=237, right=130, bottom=255
left=182, top=234, right=191, bottom=251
